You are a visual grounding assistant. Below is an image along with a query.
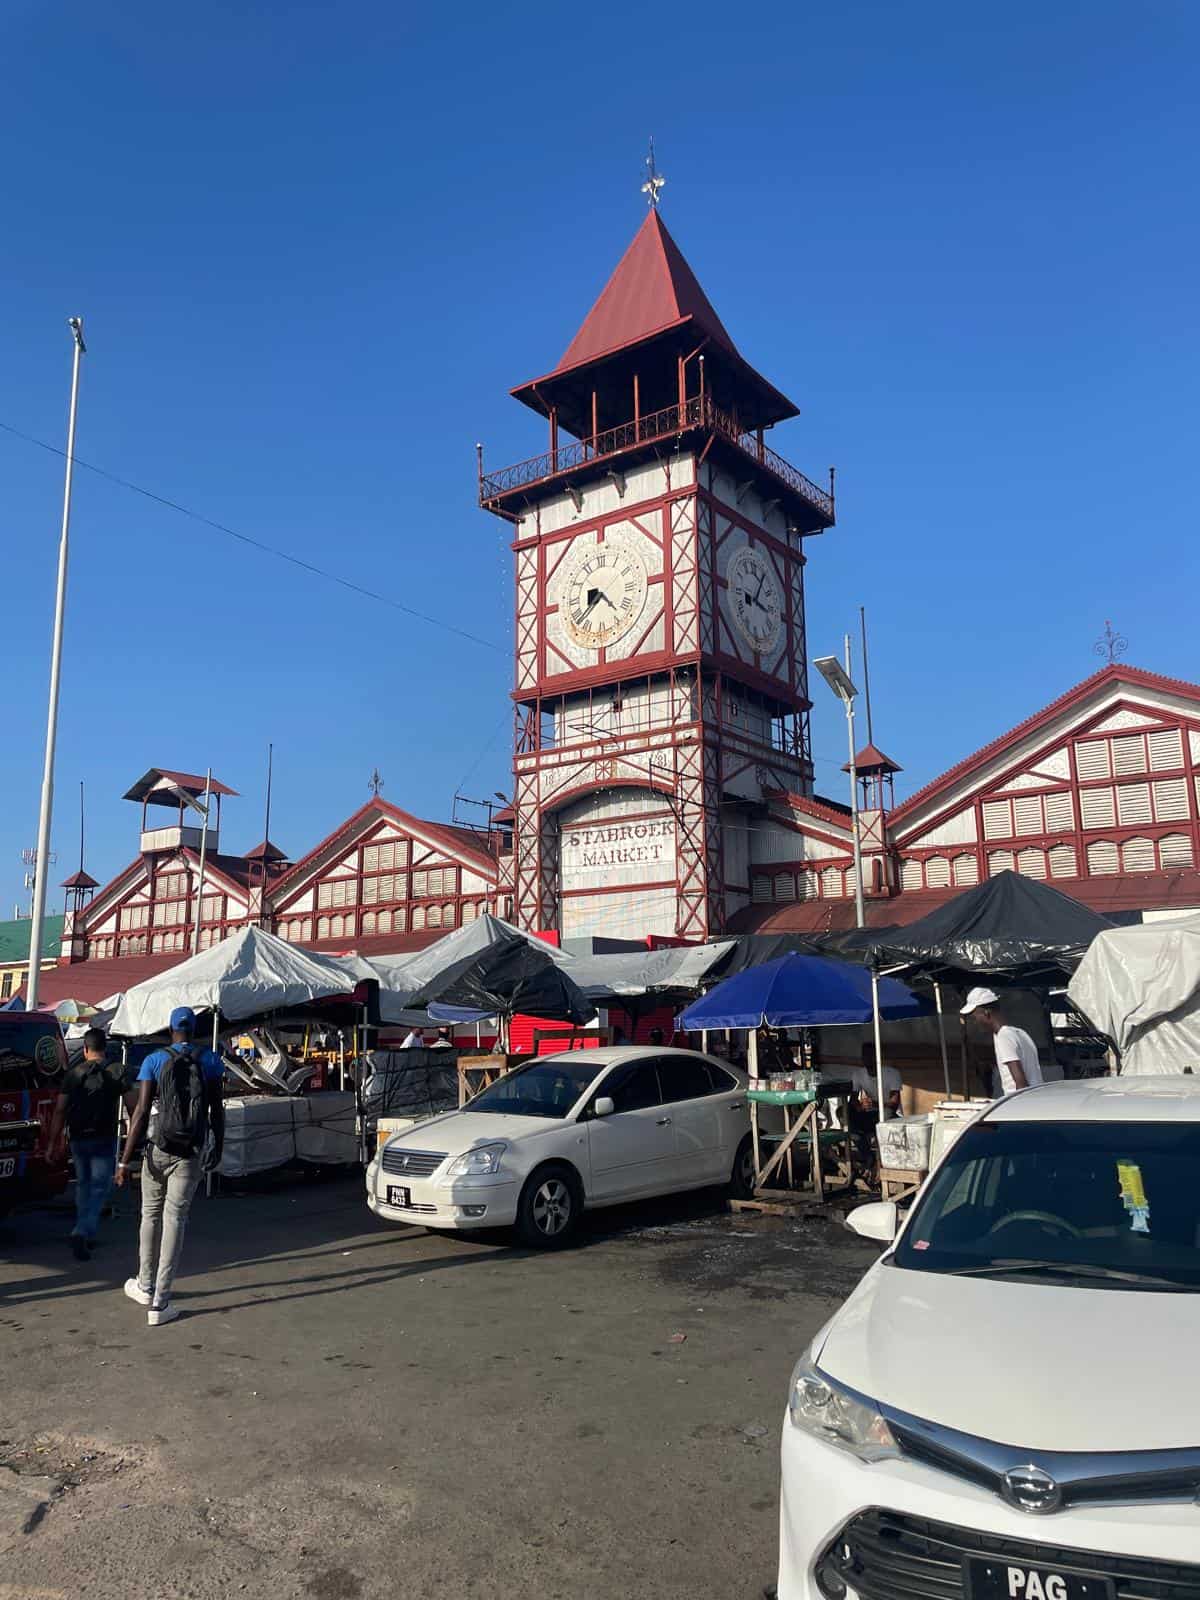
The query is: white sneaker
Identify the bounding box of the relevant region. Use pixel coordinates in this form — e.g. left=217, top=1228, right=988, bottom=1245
left=123, top=1277, right=152, bottom=1307
left=148, top=1302, right=180, bottom=1327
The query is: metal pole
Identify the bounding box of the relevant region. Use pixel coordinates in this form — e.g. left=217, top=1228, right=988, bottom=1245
left=192, top=768, right=212, bottom=953
left=933, top=981, right=952, bottom=1098
left=26, top=318, right=86, bottom=1011
left=844, top=637, right=865, bottom=929
left=870, top=968, right=886, bottom=1120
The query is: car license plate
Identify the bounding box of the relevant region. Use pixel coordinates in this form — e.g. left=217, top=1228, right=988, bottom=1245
left=967, top=1556, right=1115, bottom=1600
left=386, top=1184, right=411, bottom=1208
left=0, top=1158, right=15, bottom=1179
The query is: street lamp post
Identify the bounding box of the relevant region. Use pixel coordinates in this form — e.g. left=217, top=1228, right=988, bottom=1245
left=813, top=642, right=865, bottom=929
left=26, top=318, right=86, bottom=1011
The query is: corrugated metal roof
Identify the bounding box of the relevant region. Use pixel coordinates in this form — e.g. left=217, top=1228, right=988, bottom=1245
left=122, top=768, right=239, bottom=803
left=0, top=914, right=65, bottom=967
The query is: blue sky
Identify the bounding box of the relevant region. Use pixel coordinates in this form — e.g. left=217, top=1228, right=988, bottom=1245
left=3, top=1, right=1197, bottom=914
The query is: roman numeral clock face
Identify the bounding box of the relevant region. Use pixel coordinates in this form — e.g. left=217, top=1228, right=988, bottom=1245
left=728, top=545, right=783, bottom=655
left=561, top=538, right=649, bottom=650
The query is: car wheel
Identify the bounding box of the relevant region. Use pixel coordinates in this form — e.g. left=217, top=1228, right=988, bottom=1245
left=516, top=1164, right=582, bottom=1249
left=729, top=1134, right=756, bottom=1200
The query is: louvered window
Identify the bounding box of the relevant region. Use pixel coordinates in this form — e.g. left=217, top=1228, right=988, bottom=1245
left=1080, top=787, right=1116, bottom=829
left=988, top=850, right=1015, bottom=876
left=1122, top=837, right=1155, bottom=873
left=1017, top=848, right=1046, bottom=879
left=412, top=905, right=426, bottom=930
left=1116, top=783, right=1152, bottom=826
left=1148, top=728, right=1184, bottom=771
left=774, top=874, right=796, bottom=902
left=982, top=800, right=1012, bottom=839
left=802, top=869, right=820, bottom=900
left=1160, top=833, right=1194, bottom=868
left=952, top=855, right=979, bottom=885
left=822, top=866, right=842, bottom=897
left=1087, top=841, right=1120, bottom=875
left=901, top=859, right=923, bottom=890
left=1152, top=778, right=1189, bottom=822
left=1113, top=735, right=1147, bottom=775
left=362, top=912, right=376, bottom=934
left=752, top=874, right=772, bottom=902
left=1048, top=844, right=1077, bottom=878
left=1076, top=740, right=1111, bottom=780
left=1043, top=791, right=1074, bottom=831
left=1013, top=795, right=1044, bottom=835
left=925, top=857, right=951, bottom=888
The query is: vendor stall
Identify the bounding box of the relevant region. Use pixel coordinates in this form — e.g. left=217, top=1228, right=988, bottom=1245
left=678, top=953, right=927, bottom=1206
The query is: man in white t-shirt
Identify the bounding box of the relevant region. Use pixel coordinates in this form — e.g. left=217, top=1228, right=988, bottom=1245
left=959, top=987, right=1044, bottom=1096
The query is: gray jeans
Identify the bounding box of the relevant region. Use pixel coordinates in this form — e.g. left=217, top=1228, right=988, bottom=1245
left=138, top=1145, right=203, bottom=1303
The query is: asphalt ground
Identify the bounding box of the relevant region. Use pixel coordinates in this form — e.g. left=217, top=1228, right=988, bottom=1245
left=0, top=1169, right=878, bottom=1600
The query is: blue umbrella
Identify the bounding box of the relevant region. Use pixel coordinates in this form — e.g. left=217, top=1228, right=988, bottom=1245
left=676, top=953, right=927, bottom=1030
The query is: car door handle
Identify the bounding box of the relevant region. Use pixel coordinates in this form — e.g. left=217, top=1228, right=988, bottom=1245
left=729, top=1101, right=746, bottom=1110
left=656, top=1116, right=672, bottom=1126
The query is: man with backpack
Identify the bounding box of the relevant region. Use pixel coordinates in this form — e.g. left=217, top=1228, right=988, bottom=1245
left=114, top=1005, right=225, bottom=1327
left=48, top=1027, right=135, bottom=1261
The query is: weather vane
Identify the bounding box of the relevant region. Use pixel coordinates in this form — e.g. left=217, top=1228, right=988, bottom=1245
left=368, top=767, right=384, bottom=797
left=1093, top=620, right=1128, bottom=664
left=641, top=137, right=665, bottom=210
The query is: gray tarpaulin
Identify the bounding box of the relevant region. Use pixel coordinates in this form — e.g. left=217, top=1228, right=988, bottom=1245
left=1068, top=913, right=1200, bottom=1074
left=567, top=941, right=736, bottom=1001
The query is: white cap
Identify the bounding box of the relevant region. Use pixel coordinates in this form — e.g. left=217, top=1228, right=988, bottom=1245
left=960, top=986, right=1000, bottom=1016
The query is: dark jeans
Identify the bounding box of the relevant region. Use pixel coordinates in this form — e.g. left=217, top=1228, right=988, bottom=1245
left=70, top=1135, right=118, bottom=1240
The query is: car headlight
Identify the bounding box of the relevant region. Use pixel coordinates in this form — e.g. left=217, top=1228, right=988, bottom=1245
left=445, top=1143, right=507, bottom=1177
left=787, top=1352, right=898, bottom=1461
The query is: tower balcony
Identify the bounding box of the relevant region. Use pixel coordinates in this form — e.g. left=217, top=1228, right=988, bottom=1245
left=479, top=395, right=835, bottom=533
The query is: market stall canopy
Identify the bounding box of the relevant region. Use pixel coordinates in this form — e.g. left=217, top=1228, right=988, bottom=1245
left=371, top=915, right=593, bottom=1026
left=567, top=941, right=736, bottom=1001
left=676, top=953, right=928, bottom=1030
left=109, top=926, right=374, bottom=1037
left=1068, top=912, right=1200, bottom=1075
left=865, top=871, right=1114, bottom=984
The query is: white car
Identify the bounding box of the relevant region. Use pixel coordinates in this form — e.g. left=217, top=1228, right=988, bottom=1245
left=779, top=1076, right=1200, bottom=1599
left=366, top=1046, right=754, bottom=1247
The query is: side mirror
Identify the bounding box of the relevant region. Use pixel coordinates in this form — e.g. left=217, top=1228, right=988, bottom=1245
left=846, top=1200, right=898, bottom=1244
left=593, top=1096, right=615, bottom=1118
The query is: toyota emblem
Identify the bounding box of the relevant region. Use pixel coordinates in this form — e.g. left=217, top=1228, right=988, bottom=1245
left=1001, top=1465, right=1062, bottom=1514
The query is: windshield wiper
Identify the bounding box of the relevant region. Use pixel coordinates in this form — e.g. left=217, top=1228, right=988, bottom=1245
left=948, top=1259, right=1192, bottom=1289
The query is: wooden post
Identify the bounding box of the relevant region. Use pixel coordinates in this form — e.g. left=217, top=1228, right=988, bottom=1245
left=550, top=408, right=559, bottom=470
left=591, top=389, right=598, bottom=447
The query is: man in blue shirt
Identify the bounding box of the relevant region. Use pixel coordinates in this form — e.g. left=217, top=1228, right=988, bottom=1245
left=114, top=1005, right=225, bottom=1327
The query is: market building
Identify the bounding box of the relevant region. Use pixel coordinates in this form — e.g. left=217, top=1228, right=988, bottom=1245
left=15, top=214, right=1200, bottom=1009
left=737, top=663, right=1200, bottom=935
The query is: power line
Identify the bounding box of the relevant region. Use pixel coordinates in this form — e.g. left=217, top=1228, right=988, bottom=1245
left=0, top=418, right=505, bottom=654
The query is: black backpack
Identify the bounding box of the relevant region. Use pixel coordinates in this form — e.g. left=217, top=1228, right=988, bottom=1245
left=67, top=1059, right=120, bottom=1137
left=155, top=1044, right=209, bottom=1156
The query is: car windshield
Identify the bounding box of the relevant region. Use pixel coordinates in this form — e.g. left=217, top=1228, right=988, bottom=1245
left=462, top=1056, right=602, bottom=1120
left=892, top=1119, right=1200, bottom=1290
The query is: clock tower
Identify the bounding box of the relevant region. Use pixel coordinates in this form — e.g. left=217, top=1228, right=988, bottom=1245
left=479, top=205, right=835, bottom=941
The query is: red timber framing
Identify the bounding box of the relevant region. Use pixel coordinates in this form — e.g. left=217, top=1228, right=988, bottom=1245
left=268, top=798, right=500, bottom=946
left=891, top=672, right=1200, bottom=902
left=73, top=850, right=253, bottom=962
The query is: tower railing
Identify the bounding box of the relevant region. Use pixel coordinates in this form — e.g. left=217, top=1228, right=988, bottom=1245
left=479, top=395, right=834, bottom=523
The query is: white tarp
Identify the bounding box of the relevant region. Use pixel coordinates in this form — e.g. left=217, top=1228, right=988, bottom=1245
left=219, top=1092, right=357, bottom=1178
left=110, top=926, right=370, bottom=1037
left=1067, top=912, right=1200, bottom=1075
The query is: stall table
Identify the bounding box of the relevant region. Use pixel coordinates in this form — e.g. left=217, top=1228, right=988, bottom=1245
left=744, top=1081, right=853, bottom=1205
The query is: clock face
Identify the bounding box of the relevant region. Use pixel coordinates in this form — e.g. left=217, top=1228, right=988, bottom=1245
left=727, top=545, right=784, bottom=655
left=561, top=538, right=649, bottom=650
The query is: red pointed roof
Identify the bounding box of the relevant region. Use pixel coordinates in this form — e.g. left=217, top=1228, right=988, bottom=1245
left=511, top=212, right=798, bottom=433
left=843, top=742, right=903, bottom=775
left=241, top=839, right=289, bottom=862
left=61, top=869, right=100, bottom=889
left=554, top=210, right=736, bottom=373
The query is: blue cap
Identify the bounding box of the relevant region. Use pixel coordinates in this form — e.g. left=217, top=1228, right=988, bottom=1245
left=170, top=1005, right=196, bottom=1033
